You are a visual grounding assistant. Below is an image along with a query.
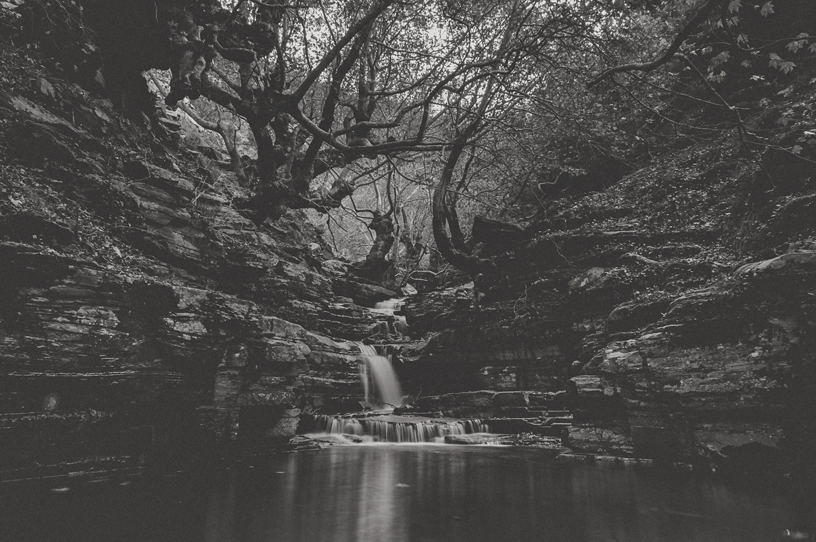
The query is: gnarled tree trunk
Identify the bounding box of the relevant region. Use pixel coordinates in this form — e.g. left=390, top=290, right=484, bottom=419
left=358, top=211, right=396, bottom=283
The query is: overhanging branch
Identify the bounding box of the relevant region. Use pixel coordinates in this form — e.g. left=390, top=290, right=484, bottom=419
left=587, top=0, right=722, bottom=88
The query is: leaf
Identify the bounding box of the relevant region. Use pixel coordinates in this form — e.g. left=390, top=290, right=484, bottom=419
left=787, top=36, right=809, bottom=53
left=711, top=51, right=731, bottom=67
left=728, top=0, right=741, bottom=12
left=707, top=70, right=726, bottom=83
left=760, top=1, right=774, bottom=17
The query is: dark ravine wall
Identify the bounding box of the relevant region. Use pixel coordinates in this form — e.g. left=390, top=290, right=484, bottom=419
left=398, top=32, right=816, bottom=484
left=400, top=128, right=816, bottom=490
left=0, top=30, right=406, bottom=478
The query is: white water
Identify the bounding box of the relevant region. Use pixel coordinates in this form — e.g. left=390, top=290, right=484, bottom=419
left=371, top=298, right=405, bottom=315
left=312, top=415, right=489, bottom=443
left=369, top=298, right=409, bottom=336
left=359, top=344, right=404, bottom=408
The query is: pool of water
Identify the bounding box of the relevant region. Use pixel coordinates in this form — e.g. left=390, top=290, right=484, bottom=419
left=0, top=445, right=801, bottom=542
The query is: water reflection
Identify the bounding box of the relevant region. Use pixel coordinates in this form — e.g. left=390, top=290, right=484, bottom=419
left=206, top=446, right=791, bottom=542
left=1, top=446, right=796, bottom=542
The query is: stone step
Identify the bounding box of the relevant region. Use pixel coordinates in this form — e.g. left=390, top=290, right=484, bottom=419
left=488, top=418, right=570, bottom=436
left=542, top=416, right=574, bottom=425
left=444, top=433, right=506, bottom=445
left=536, top=409, right=571, bottom=416
left=495, top=407, right=573, bottom=418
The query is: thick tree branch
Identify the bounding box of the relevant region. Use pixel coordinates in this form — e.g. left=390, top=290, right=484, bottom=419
left=292, top=0, right=395, bottom=101
left=287, top=107, right=449, bottom=155
left=300, top=28, right=368, bottom=174
left=209, top=64, right=243, bottom=93
left=150, top=72, right=246, bottom=181
left=587, top=0, right=722, bottom=88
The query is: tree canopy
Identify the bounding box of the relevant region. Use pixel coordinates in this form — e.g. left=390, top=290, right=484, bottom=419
left=26, top=0, right=816, bottom=280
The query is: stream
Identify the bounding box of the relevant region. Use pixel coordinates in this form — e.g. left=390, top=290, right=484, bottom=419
left=1, top=445, right=798, bottom=542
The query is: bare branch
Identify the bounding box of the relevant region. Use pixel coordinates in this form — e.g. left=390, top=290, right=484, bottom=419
left=293, top=0, right=395, bottom=101
left=300, top=27, right=368, bottom=172
left=209, top=64, right=243, bottom=94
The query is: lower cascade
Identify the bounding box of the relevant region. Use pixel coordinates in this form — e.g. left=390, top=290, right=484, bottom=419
left=309, top=345, right=491, bottom=443
left=311, top=415, right=490, bottom=443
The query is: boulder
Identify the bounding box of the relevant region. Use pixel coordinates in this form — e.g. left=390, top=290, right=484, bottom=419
left=471, top=215, right=528, bottom=246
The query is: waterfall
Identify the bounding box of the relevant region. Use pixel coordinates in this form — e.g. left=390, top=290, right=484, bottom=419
left=369, top=298, right=409, bottom=337
left=358, top=344, right=404, bottom=408
left=371, top=298, right=405, bottom=315
left=359, top=358, right=370, bottom=405
left=312, top=415, right=490, bottom=443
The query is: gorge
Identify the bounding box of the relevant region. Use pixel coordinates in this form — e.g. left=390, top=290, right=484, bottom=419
left=2, top=0, right=816, bottom=540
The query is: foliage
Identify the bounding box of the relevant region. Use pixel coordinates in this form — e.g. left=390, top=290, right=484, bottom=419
left=20, top=0, right=816, bottom=280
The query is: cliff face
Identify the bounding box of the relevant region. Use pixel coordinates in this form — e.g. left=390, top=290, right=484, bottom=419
left=401, top=57, right=816, bottom=481
left=404, top=248, right=815, bottom=482
left=0, top=39, right=398, bottom=477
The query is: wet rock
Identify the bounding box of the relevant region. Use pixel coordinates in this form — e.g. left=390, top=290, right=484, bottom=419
left=569, top=375, right=617, bottom=398
left=735, top=251, right=816, bottom=279
left=35, top=77, right=58, bottom=100
left=414, top=391, right=494, bottom=416
left=566, top=425, right=635, bottom=456
left=402, top=285, right=477, bottom=334
left=444, top=433, right=505, bottom=445
left=471, top=215, right=528, bottom=247
left=0, top=214, right=74, bottom=246
left=569, top=267, right=605, bottom=290
left=769, top=195, right=816, bottom=241
left=0, top=92, right=102, bottom=152
left=332, top=277, right=397, bottom=307
left=607, top=299, right=670, bottom=333
left=492, top=391, right=530, bottom=407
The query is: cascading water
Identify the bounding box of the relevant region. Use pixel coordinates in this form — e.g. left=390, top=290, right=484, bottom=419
left=370, top=298, right=409, bottom=335
left=306, top=326, right=494, bottom=444
left=371, top=298, right=405, bottom=315
left=358, top=344, right=404, bottom=409
left=312, top=414, right=490, bottom=443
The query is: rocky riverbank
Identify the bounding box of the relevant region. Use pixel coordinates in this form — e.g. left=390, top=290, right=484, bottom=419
left=0, top=42, right=404, bottom=479
left=398, top=128, right=816, bottom=485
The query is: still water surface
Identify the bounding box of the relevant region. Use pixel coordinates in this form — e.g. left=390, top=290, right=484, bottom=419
left=1, top=445, right=796, bottom=542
